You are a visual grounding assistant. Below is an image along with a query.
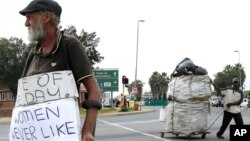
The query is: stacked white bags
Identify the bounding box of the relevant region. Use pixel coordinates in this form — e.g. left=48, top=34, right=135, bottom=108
left=165, top=75, right=211, bottom=135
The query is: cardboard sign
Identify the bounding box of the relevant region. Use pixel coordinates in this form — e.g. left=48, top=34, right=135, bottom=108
left=15, top=71, right=78, bottom=107
left=9, top=98, right=81, bottom=141
left=9, top=71, right=81, bottom=141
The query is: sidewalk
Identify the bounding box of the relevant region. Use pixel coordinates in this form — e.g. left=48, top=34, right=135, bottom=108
left=96, top=106, right=154, bottom=117
left=0, top=106, right=154, bottom=124
left=0, top=117, right=11, bottom=124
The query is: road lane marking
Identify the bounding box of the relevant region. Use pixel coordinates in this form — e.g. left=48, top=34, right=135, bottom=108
left=114, top=119, right=159, bottom=125
left=0, top=137, right=8, bottom=140
left=98, top=119, right=171, bottom=141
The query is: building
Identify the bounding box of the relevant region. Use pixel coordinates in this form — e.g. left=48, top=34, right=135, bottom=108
left=0, top=88, right=15, bottom=117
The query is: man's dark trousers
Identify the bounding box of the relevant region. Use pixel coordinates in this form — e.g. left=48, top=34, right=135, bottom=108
left=217, top=110, right=244, bottom=136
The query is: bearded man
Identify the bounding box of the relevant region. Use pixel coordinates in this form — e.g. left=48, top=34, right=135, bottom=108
left=19, top=0, right=101, bottom=141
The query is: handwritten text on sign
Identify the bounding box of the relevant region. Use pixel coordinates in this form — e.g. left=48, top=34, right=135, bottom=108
left=9, top=98, right=81, bottom=141
left=15, top=71, right=78, bottom=107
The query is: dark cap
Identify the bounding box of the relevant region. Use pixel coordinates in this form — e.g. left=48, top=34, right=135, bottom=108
left=19, top=0, right=62, bottom=18
left=232, top=78, right=239, bottom=82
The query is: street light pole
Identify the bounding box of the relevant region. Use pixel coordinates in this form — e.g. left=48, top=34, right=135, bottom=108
left=135, top=20, right=144, bottom=111
left=135, top=20, right=145, bottom=82
left=234, top=50, right=241, bottom=88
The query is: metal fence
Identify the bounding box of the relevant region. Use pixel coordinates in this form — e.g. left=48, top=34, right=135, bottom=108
left=145, top=99, right=167, bottom=106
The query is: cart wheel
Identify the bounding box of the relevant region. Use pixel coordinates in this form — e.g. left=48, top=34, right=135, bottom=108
left=187, top=135, right=192, bottom=140
left=201, top=134, right=206, bottom=139
left=161, top=132, right=164, bottom=138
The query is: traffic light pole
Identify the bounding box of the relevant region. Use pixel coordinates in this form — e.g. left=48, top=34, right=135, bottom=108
left=122, top=84, right=127, bottom=111
left=123, top=84, right=124, bottom=96
left=122, top=75, right=128, bottom=111
left=111, top=91, right=113, bottom=108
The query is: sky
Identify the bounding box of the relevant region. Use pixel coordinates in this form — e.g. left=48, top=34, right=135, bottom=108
left=1, top=0, right=250, bottom=97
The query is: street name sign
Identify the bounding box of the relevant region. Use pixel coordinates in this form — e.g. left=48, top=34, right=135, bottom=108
left=93, top=69, right=119, bottom=92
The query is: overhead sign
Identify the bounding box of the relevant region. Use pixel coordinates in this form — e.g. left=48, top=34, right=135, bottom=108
left=93, top=69, right=119, bottom=92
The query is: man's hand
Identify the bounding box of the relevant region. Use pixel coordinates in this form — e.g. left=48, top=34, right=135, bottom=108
left=210, top=79, right=214, bottom=85
left=167, top=95, right=173, bottom=100
left=168, top=95, right=176, bottom=101
left=82, top=132, right=94, bottom=141
left=227, top=103, right=233, bottom=107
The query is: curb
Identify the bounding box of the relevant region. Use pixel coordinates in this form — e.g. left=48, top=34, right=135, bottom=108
left=97, top=108, right=154, bottom=117
left=0, top=108, right=154, bottom=124
left=0, top=117, right=11, bottom=124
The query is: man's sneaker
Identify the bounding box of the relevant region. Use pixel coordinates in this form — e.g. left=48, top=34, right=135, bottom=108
left=217, top=134, right=224, bottom=139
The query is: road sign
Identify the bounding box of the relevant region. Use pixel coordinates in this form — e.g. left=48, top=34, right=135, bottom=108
left=130, top=94, right=135, bottom=101
left=132, top=86, right=138, bottom=94
left=93, top=69, right=119, bottom=92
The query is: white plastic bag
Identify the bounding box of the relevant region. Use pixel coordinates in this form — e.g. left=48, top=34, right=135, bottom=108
left=159, top=108, right=166, bottom=122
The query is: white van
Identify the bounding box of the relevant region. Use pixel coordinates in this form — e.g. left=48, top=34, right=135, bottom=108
left=209, top=96, right=218, bottom=107
left=240, top=98, right=248, bottom=108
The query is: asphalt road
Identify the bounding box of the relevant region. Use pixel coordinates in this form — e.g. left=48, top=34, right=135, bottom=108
left=95, top=106, right=250, bottom=141
left=1, top=106, right=250, bottom=141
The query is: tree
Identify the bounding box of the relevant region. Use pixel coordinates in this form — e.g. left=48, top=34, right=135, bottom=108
left=63, top=25, right=104, bottom=68
left=126, top=80, right=144, bottom=101
left=213, top=64, right=246, bottom=88
left=244, top=90, right=250, bottom=97
left=0, top=25, right=103, bottom=88
left=149, top=71, right=170, bottom=100
left=0, top=38, right=34, bottom=101
left=0, top=37, right=29, bottom=88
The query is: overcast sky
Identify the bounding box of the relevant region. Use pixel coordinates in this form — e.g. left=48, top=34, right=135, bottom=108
left=1, top=0, right=250, bottom=96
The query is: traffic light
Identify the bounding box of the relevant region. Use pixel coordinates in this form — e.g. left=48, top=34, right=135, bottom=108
left=122, top=75, right=129, bottom=84
left=124, top=84, right=130, bottom=88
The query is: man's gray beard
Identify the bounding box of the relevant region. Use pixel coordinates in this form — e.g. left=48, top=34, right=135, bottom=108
left=28, top=23, right=44, bottom=42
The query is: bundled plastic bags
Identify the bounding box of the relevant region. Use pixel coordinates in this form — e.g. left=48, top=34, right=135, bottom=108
left=172, top=58, right=207, bottom=77
left=164, top=75, right=211, bottom=135
left=165, top=102, right=208, bottom=134
left=168, top=75, right=211, bottom=102
left=163, top=58, right=212, bottom=135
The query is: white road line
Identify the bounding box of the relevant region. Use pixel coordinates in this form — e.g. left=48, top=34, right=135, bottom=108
left=114, top=119, right=159, bottom=125
left=98, top=119, right=171, bottom=141
left=0, top=137, right=8, bottom=140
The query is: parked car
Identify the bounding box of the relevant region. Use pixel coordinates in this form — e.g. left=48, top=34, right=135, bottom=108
left=209, top=96, right=224, bottom=107
left=209, top=96, right=218, bottom=107
left=217, top=96, right=224, bottom=107
left=248, top=99, right=250, bottom=108
left=240, top=98, right=248, bottom=108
